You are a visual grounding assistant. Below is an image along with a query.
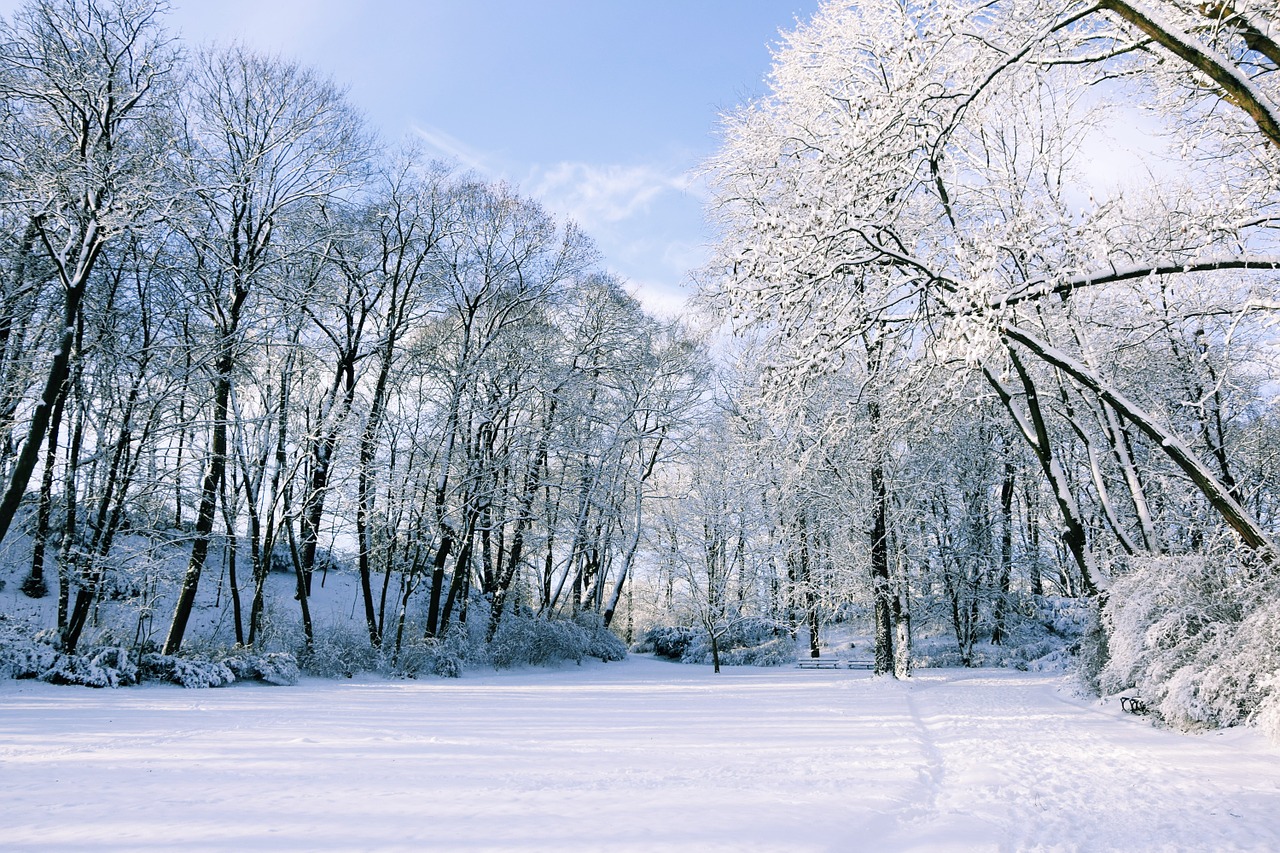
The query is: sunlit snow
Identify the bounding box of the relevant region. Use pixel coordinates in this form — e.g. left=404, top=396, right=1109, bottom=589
left=3, top=657, right=1278, bottom=851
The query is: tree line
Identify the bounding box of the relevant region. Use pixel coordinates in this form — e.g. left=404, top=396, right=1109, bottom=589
left=0, top=0, right=703, bottom=660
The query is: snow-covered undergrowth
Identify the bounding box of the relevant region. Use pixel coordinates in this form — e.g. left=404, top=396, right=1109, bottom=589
left=634, top=618, right=794, bottom=666
left=0, top=609, right=625, bottom=688
left=1100, top=552, right=1280, bottom=739
left=0, top=612, right=303, bottom=688
left=2, top=657, right=1278, bottom=851
left=637, top=596, right=1091, bottom=673
left=0, top=504, right=648, bottom=685
left=0, top=538, right=626, bottom=688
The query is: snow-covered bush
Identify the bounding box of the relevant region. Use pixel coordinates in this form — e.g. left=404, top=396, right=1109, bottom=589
left=1075, top=604, right=1110, bottom=692
left=640, top=619, right=788, bottom=667
left=224, top=651, right=301, bottom=686
left=1035, top=596, right=1091, bottom=635
left=489, top=615, right=597, bottom=668
left=40, top=647, right=139, bottom=688
left=635, top=625, right=698, bottom=659
left=0, top=617, right=58, bottom=679
left=573, top=612, right=627, bottom=662
left=389, top=639, right=462, bottom=679
left=139, top=653, right=235, bottom=688
left=1100, top=552, right=1279, bottom=735
left=719, top=635, right=793, bottom=666
left=1256, top=675, right=1280, bottom=744
left=40, top=654, right=114, bottom=688
left=298, top=623, right=377, bottom=678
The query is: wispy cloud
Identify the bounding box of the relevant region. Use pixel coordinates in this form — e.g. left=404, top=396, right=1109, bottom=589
left=410, top=123, right=499, bottom=177
left=527, top=162, right=693, bottom=230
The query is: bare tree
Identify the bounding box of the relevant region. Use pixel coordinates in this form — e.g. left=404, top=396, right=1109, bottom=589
left=0, top=0, right=176, bottom=548
left=162, top=45, right=367, bottom=654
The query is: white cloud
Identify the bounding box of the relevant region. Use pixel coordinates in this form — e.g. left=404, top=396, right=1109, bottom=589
left=627, top=277, right=691, bottom=319
left=388, top=139, right=705, bottom=317
left=527, top=162, right=693, bottom=229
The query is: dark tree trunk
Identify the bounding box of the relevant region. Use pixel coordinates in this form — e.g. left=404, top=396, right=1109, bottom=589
left=984, top=349, right=1101, bottom=596
left=64, top=370, right=152, bottom=653
left=870, top=461, right=896, bottom=677
left=164, top=283, right=246, bottom=655
left=0, top=273, right=92, bottom=548
left=991, top=454, right=1015, bottom=646
left=56, top=375, right=86, bottom=632
left=440, top=510, right=478, bottom=635
left=487, top=399, right=556, bottom=640
left=220, top=477, right=244, bottom=646
left=23, top=382, right=68, bottom=598
left=423, top=527, right=454, bottom=638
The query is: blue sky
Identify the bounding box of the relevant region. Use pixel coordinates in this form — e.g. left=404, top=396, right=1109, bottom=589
left=2, top=0, right=823, bottom=315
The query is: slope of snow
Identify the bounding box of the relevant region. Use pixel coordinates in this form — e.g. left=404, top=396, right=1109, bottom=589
left=2, top=656, right=1278, bottom=851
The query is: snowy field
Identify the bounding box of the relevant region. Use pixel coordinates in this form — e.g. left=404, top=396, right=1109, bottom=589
left=3, top=656, right=1279, bottom=852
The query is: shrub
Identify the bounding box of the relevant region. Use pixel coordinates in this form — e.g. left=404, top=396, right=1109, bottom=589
left=390, top=639, right=462, bottom=679
left=720, top=636, right=794, bottom=667
left=139, top=653, right=235, bottom=688
left=224, top=651, right=301, bottom=686
left=1256, top=675, right=1280, bottom=744
left=489, top=615, right=598, bottom=668
left=573, top=612, right=627, bottom=662
left=1075, top=603, right=1110, bottom=693
left=40, top=647, right=138, bottom=688
left=640, top=619, right=789, bottom=667
left=298, top=623, right=377, bottom=678
left=637, top=625, right=698, bottom=659
left=19, top=573, right=48, bottom=599
left=1100, top=552, right=1279, bottom=735
left=1037, top=595, right=1093, bottom=638
left=0, top=617, right=58, bottom=679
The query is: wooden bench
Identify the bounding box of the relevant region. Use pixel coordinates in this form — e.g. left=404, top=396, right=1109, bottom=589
left=796, top=658, right=843, bottom=669
left=796, top=659, right=877, bottom=670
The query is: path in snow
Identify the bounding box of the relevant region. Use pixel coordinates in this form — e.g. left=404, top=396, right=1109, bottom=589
left=2, top=656, right=1278, bottom=851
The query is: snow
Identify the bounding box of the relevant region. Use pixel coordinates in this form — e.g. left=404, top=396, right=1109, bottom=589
left=3, top=657, right=1279, bottom=851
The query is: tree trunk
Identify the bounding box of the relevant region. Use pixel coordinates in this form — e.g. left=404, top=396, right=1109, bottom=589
left=487, top=399, right=556, bottom=640
left=984, top=351, right=1104, bottom=595
left=869, top=458, right=896, bottom=677
left=164, top=283, right=246, bottom=654
left=23, top=383, right=68, bottom=598
left=219, top=477, right=245, bottom=646
left=423, top=527, right=454, bottom=638
left=440, top=513, right=477, bottom=635
left=56, top=375, right=86, bottom=632
left=0, top=271, right=92, bottom=548
left=355, top=368, right=390, bottom=646
left=991, top=454, right=1015, bottom=646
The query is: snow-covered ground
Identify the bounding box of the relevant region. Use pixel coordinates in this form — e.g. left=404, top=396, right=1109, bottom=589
left=2, top=656, right=1278, bottom=852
